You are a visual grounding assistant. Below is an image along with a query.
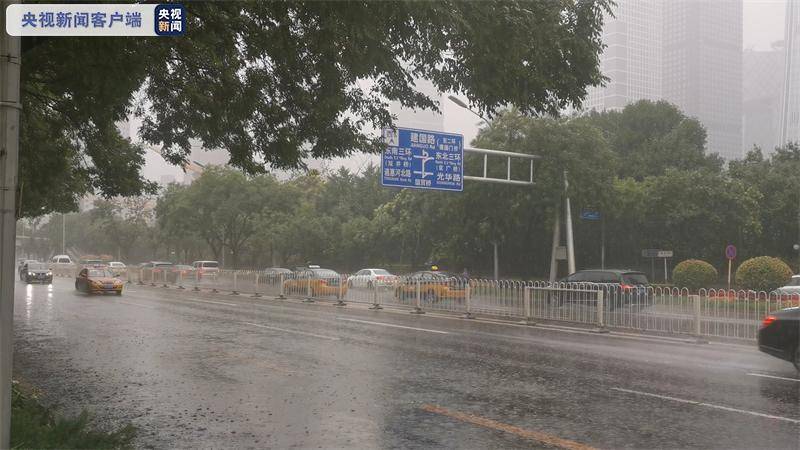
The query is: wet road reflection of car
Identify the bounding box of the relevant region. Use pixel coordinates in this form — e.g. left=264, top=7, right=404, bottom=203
left=758, top=307, right=800, bottom=370
left=75, top=268, right=124, bottom=295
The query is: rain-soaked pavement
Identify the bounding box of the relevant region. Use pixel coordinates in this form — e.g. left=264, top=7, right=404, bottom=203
left=12, top=279, right=800, bottom=449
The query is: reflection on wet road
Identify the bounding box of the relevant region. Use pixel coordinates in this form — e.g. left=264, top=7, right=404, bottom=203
left=12, top=279, right=800, bottom=449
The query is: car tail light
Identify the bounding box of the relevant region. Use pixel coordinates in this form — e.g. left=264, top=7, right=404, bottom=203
left=376, top=275, right=385, bottom=280
left=620, top=283, right=633, bottom=290
left=762, top=316, right=777, bottom=328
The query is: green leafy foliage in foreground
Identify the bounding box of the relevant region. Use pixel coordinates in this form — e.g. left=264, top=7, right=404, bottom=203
left=18, top=0, right=611, bottom=217
left=11, top=383, right=135, bottom=449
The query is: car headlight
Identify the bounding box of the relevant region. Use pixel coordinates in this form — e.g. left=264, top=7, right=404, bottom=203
left=47, top=271, right=52, bottom=276
left=28, top=272, right=33, bottom=276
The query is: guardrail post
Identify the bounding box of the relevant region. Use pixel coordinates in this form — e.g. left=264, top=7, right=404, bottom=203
left=303, top=275, right=314, bottom=303
left=149, top=269, right=156, bottom=286
left=335, top=276, right=346, bottom=306
left=193, top=270, right=200, bottom=291
left=594, top=290, right=609, bottom=333
left=369, top=279, right=382, bottom=310
left=463, top=283, right=474, bottom=319
left=137, top=268, right=144, bottom=285
left=252, top=273, right=261, bottom=297
left=278, top=273, right=285, bottom=299
left=161, top=269, right=168, bottom=288
left=523, top=287, right=535, bottom=325
left=411, top=278, right=424, bottom=314
left=210, top=271, right=219, bottom=293
left=178, top=271, right=185, bottom=289
left=692, top=295, right=708, bottom=343
left=231, top=271, right=239, bottom=295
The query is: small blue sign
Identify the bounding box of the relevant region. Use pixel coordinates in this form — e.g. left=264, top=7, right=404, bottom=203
left=381, top=127, right=463, bottom=191
left=580, top=210, right=601, bottom=220
left=154, top=4, right=184, bottom=36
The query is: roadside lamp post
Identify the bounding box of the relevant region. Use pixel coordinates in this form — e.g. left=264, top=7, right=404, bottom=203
left=447, top=96, right=499, bottom=280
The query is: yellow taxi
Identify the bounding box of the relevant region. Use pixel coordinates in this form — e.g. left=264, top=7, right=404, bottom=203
left=283, top=266, right=347, bottom=298
left=75, top=268, right=124, bottom=295
left=394, top=271, right=467, bottom=302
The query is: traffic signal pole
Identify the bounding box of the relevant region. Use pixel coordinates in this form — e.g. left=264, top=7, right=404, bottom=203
left=0, top=2, right=21, bottom=446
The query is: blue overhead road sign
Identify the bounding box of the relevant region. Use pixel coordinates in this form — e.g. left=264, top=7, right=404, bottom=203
left=580, top=210, right=601, bottom=220
left=381, top=127, right=464, bottom=192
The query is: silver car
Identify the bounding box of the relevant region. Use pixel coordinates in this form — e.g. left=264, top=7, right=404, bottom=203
left=774, top=275, right=800, bottom=295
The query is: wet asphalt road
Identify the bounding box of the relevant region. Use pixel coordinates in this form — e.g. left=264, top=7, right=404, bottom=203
left=12, top=279, right=800, bottom=449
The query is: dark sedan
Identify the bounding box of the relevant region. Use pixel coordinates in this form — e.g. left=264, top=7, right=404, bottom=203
left=20, top=262, right=53, bottom=284
left=758, top=307, right=800, bottom=370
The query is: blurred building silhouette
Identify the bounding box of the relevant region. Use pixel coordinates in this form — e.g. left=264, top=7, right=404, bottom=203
left=743, top=43, right=784, bottom=156
left=585, top=0, right=743, bottom=160
left=780, top=0, right=800, bottom=146
left=585, top=0, right=663, bottom=110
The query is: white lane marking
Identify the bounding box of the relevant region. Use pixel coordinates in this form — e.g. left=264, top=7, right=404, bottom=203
left=239, top=322, right=340, bottom=341
left=337, top=317, right=450, bottom=334
left=116, top=300, right=156, bottom=309
left=611, top=387, right=800, bottom=424
left=747, top=373, right=800, bottom=383
left=191, top=299, right=238, bottom=307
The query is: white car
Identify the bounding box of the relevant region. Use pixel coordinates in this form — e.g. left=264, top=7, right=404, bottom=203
left=774, top=275, right=800, bottom=295
left=347, top=268, right=398, bottom=288
left=108, top=261, right=127, bottom=277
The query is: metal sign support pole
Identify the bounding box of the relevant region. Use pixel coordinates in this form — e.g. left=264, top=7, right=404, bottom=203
left=0, top=8, right=20, bottom=445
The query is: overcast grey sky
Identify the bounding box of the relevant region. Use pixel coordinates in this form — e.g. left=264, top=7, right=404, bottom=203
left=744, top=0, right=786, bottom=50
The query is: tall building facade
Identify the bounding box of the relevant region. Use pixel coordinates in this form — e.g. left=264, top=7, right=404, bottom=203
left=585, top=0, right=663, bottom=111
left=743, top=45, right=784, bottom=155
left=662, top=0, right=743, bottom=160
left=585, top=0, right=744, bottom=160
left=780, top=0, right=800, bottom=145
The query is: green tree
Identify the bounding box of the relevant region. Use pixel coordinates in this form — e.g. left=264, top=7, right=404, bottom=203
left=579, top=100, right=723, bottom=179
left=19, top=1, right=611, bottom=217
left=728, top=144, right=800, bottom=261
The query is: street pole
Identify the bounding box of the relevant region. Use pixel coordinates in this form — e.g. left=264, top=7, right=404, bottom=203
left=600, top=216, right=605, bottom=270
left=492, top=241, right=498, bottom=280
left=563, top=171, right=575, bottom=275
left=61, top=213, right=65, bottom=254
left=0, top=6, right=21, bottom=446
left=548, top=208, right=560, bottom=283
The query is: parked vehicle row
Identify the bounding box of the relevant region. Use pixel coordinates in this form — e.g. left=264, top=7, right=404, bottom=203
left=30, top=255, right=800, bottom=371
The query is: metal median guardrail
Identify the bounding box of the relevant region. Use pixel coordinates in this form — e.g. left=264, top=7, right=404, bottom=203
left=127, top=268, right=799, bottom=342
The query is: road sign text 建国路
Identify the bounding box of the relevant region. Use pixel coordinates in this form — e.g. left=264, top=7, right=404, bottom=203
left=381, top=128, right=464, bottom=192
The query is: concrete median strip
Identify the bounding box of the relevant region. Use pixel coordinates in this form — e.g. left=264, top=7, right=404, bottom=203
left=420, top=404, right=596, bottom=450
left=611, top=387, right=800, bottom=424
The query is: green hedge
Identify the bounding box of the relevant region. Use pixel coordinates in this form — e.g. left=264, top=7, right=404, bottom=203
left=735, top=256, right=793, bottom=292
left=672, top=259, right=717, bottom=291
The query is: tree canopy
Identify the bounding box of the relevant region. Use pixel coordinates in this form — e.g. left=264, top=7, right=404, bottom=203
left=24, top=99, right=800, bottom=282
left=19, top=0, right=612, bottom=217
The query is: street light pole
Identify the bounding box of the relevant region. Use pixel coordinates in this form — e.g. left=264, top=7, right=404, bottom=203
left=0, top=5, right=21, bottom=446
left=448, top=95, right=499, bottom=278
